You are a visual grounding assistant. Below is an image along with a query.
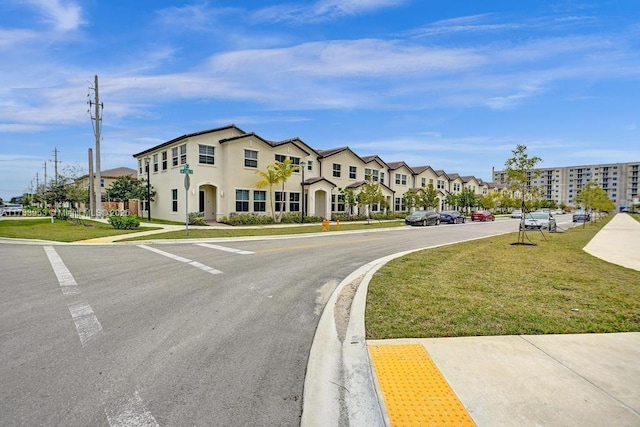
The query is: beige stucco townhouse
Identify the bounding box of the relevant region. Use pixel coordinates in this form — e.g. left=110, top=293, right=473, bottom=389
left=132, top=124, right=494, bottom=222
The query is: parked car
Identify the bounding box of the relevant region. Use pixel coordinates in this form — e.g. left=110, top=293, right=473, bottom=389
left=511, top=209, right=523, bottom=218
left=471, top=210, right=495, bottom=222
left=405, top=210, right=440, bottom=226
left=520, top=212, right=557, bottom=231
left=572, top=211, right=591, bottom=222
left=440, top=210, right=466, bottom=224
left=553, top=209, right=564, bottom=215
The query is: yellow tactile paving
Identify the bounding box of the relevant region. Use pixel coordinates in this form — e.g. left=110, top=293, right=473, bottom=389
left=368, top=344, right=476, bottom=426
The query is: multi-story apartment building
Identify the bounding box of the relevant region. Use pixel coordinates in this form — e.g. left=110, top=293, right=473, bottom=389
left=492, top=162, right=640, bottom=209
left=132, top=125, right=493, bottom=222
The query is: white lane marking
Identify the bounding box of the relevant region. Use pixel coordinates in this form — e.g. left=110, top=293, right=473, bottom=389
left=44, top=246, right=103, bottom=347
left=196, top=243, right=254, bottom=255
left=105, top=390, right=159, bottom=427
left=138, top=245, right=222, bottom=275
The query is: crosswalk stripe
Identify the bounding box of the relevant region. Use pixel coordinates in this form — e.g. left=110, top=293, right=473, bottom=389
left=138, top=245, right=222, bottom=275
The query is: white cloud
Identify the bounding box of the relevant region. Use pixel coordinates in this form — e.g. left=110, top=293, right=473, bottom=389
left=251, top=0, right=406, bottom=24
left=24, top=0, right=84, bottom=31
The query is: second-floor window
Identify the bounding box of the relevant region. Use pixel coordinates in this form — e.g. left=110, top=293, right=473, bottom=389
left=161, top=151, right=167, bottom=170
left=153, top=154, right=158, bottom=172
left=349, top=166, right=357, bottom=179
left=199, top=145, right=215, bottom=165
left=245, top=149, right=258, bottom=168
left=333, top=163, right=341, bottom=178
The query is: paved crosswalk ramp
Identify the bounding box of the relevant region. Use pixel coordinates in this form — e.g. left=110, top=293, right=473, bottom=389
left=368, top=344, right=476, bottom=426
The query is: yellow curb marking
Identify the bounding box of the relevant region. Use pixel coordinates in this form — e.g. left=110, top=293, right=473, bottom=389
left=369, top=344, right=476, bottom=426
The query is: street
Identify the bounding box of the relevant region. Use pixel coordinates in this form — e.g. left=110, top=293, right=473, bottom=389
left=1, top=219, right=528, bottom=426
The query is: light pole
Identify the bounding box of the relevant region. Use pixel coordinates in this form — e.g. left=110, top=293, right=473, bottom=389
left=300, top=161, right=306, bottom=223
left=145, top=157, right=151, bottom=222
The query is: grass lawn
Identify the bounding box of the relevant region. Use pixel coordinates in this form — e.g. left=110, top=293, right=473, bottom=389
left=120, top=220, right=405, bottom=240
left=366, top=216, right=640, bottom=339
left=0, top=219, right=160, bottom=242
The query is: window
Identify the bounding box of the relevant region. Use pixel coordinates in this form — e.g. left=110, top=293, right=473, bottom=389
left=395, top=174, right=407, bottom=185
left=172, top=189, right=178, bottom=212
left=332, top=194, right=346, bottom=212
left=245, top=149, right=258, bottom=168
left=179, top=144, right=187, bottom=165
left=161, top=151, right=167, bottom=170
left=199, top=145, right=215, bottom=165
left=307, top=161, right=313, bottom=171
left=100, top=179, right=104, bottom=187
left=421, top=178, right=426, bottom=187
left=289, top=192, right=300, bottom=212
left=394, top=197, right=406, bottom=211
left=373, top=170, right=379, bottom=182
left=254, top=190, right=266, bottom=212
left=172, top=147, right=179, bottom=166
left=333, top=163, right=341, bottom=178
left=275, top=154, right=286, bottom=163
left=138, top=159, right=143, bottom=174
left=236, top=189, right=249, bottom=212
left=153, top=154, right=158, bottom=172
left=275, top=191, right=285, bottom=212
left=349, top=166, right=357, bottom=179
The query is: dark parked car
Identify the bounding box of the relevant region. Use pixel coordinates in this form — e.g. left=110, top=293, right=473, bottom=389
left=573, top=211, right=591, bottom=222
left=405, top=210, right=440, bottom=226
left=471, top=210, right=495, bottom=222
left=440, top=210, right=466, bottom=224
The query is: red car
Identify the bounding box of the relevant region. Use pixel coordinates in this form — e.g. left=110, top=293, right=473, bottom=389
left=471, top=210, right=495, bottom=221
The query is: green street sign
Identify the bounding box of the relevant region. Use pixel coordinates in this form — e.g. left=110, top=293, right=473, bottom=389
left=180, top=164, right=193, bottom=174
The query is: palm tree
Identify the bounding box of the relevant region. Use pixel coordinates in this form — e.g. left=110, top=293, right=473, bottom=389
left=255, top=166, right=279, bottom=222
left=272, top=158, right=300, bottom=223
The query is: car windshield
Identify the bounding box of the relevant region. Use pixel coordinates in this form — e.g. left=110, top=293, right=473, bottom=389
left=442, top=211, right=455, bottom=215
left=527, top=213, right=549, bottom=220
left=412, top=210, right=428, bottom=215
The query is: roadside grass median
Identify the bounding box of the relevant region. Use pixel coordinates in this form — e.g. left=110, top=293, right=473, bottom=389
left=0, top=219, right=160, bottom=242
left=119, top=220, right=405, bottom=240
left=366, top=216, right=640, bottom=339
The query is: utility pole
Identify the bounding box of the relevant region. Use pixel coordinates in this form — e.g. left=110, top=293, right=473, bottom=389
left=88, top=148, right=95, bottom=217
left=89, top=75, right=103, bottom=217
left=53, top=147, right=60, bottom=185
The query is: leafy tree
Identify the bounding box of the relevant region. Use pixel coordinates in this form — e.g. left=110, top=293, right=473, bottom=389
left=358, top=179, right=385, bottom=223
left=402, top=189, right=419, bottom=212
left=106, top=176, right=155, bottom=206
left=256, top=166, right=280, bottom=222
left=459, top=187, right=477, bottom=213
left=575, top=182, right=614, bottom=221
left=417, top=184, right=439, bottom=210
left=340, top=187, right=359, bottom=218
left=444, top=193, right=460, bottom=210
left=504, top=144, right=542, bottom=244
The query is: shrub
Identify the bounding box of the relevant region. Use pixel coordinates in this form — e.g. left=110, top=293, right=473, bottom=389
left=188, top=212, right=208, bottom=226
left=107, top=214, right=140, bottom=229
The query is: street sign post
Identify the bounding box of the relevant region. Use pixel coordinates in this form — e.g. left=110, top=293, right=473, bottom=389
left=180, top=164, right=193, bottom=235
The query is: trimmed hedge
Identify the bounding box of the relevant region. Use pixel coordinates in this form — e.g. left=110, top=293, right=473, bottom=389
left=107, top=214, right=140, bottom=229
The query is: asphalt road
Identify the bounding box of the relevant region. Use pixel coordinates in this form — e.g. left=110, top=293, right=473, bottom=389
left=1, top=217, right=545, bottom=426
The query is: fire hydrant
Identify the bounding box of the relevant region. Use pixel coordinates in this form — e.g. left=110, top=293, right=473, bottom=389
left=322, top=218, right=329, bottom=231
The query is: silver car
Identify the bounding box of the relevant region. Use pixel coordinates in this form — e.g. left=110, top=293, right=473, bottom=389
left=520, top=212, right=557, bottom=231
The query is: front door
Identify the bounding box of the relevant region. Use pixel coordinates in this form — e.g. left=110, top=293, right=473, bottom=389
left=199, top=190, right=205, bottom=214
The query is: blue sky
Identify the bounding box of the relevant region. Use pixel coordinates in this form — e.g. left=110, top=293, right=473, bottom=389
left=1, top=0, right=640, bottom=201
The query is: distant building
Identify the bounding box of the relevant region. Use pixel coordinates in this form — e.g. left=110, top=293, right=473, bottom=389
left=76, top=167, right=137, bottom=212
left=492, top=162, right=640, bottom=209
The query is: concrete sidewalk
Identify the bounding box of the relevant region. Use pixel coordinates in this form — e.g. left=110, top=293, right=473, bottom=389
left=302, top=213, right=640, bottom=427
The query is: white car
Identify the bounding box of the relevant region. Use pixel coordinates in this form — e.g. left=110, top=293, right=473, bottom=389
left=511, top=209, right=523, bottom=218
left=520, top=212, right=557, bottom=231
